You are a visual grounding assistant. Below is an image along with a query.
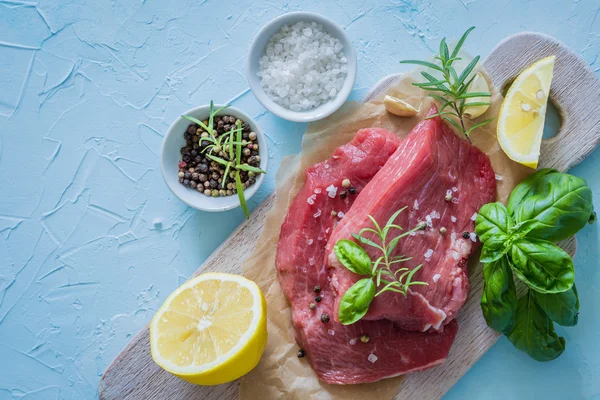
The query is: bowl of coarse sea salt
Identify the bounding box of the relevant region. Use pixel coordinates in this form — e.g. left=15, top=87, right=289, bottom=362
left=246, top=12, right=357, bottom=122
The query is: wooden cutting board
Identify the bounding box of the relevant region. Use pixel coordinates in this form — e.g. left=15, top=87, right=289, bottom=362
left=98, top=32, right=600, bottom=400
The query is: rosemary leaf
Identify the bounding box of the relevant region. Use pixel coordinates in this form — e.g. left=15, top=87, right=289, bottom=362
left=222, top=162, right=232, bottom=188
left=182, top=115, right=210, bottom=132
left=206, top=154, right=229, bottom=166
left=236, top=164, right=266, bottom=173
left=400, top=59, right=444, bottom=72
left=451, top=26, right=475, bottom=59
left=235, top=170, right=249, bottom=218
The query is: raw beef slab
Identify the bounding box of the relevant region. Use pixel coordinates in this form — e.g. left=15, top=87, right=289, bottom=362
left=326, top=106, right=496, bottom=332
left=276, top=128, right=458, bottom=385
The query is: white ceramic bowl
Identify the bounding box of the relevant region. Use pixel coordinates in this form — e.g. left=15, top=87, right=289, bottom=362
left=246, top=12, right=357, bottom=122
left=160, top=105, right=267, bottom=212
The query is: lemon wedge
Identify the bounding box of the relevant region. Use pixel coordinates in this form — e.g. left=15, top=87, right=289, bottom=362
left=497, top=56, right=555, bottom=168
left=150, top=272, right=267, bottom=385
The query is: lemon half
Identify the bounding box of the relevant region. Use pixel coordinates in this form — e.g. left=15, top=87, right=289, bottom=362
left=150, top=272, right=267, bottom=385
left=497, top=56, right=555, bottom=168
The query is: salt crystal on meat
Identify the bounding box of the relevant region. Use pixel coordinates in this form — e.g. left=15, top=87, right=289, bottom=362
left=451, top=216, right=457, bottom=223
left=326, top=184, right=337, bottom=198
left=307, top=194, right=316, bottom=204
left=433, top=274, right=441, bottom=283
left=470, top=213, right=477, bottom=221
left=368, top=353, right=378, bottom=363
left=424, top=248, right=434, bottom=259
left=469, top=232, right=477, bottom=242
left=413, top=199, right=419, bottom=210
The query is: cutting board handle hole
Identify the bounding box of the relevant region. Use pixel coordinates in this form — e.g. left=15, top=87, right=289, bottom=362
left=542, top=99, right=562, bottom=140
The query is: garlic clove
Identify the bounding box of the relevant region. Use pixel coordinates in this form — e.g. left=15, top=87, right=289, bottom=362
left=384, top=95, right=420, bottom=117
left=463, top=73, right=491, bottom=119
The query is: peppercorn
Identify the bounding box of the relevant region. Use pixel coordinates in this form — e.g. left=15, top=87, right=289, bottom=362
left=249, top=131, right=257, bottom=140
left=217, top=120, right=224, bottom=128
left=360, top=335, right=370, bottom=343
left=211, top=189, right=219, bottom=197
left=315, top=296, right=322, bottom=303
left=297, top=349, right=305, bottom=358
left=178, top=171, right=184, bottom=178
left=462, top=231, right=470, bottom=239
left=248, top=171, right=256, bottom=178
left=314, top=285, right=321, bottom=293
left=199, top=173, right=208, bottom=182
left=320, top=313, right=330, bottom=323
left=183, top=179, right=190, bottom=186
left=342, top=179, right=351, bottom=188
left=253, top=144, right=259, bottom=150
left=199, top=163, right=208, bottom=173
left=211, top=172, right=220, bottom=180
left=242, top=123, right=250, bottom=131
left=331, top=211, right=338, bottom=217
left=196, top=185, right=204, bottom=192
left=439, top=227, right=447, bottom=234
left=182, top=155, right=191, bottom=163
left=445, top=193, right=453, bottom=202
left=191, top=172, right=199, bottom=180
left=349, top=187, right=357, bottom=194
left=226, top=189, right=233, bottom=196
left=187, top=124, right=196, bottom=134
left=243, top=148, right=251, bottom=157
left=340, top=191, right=347, bottom=199
left=204, top=189, right=211, bottom=196
left=417, top=222, right=426, bottom=230
left=219, top=189, right=226, bottom=196
left=309, top=303, right=316, bottom=310
left=223, top=124, right=231, bottom=132
left=209, top=179, right=218, bottom=189
left=190, top=181, right=197, bottom=189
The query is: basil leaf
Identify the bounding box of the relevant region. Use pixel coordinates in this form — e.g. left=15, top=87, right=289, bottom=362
left=475, top=202, right=512, bottom=243
left=534, top=284, right=579, bottom=326
left=480, top=234, right=510, bottom=263
left=510, top=169, right=594, bottom=242
left=334, top=240, right=372, bottom=276
left=338, top=278, right=376, bottom=325
left=507, top=291, right=565, bottom=362
left=481, top=257, right=518, bottom=333
left=507, top=168, right=555, bottom=216
left=510, top=238, right=574, bottom=294
left=510, top=219, right=539, bottom=239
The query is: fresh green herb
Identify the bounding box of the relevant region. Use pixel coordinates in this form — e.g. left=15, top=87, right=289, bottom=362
left=481, top=257, right=517, bottom=334
left=334, top=208, right=428, bottom=325
left=507, top=290, right=566, bottom=362
left=182, top=101, right=266, bottom=218
left=475, top=169, right=594, bottom=361
left=509, top=238, right=574, bottom=294
left=507, top=168, right=594, bottom=242
left=534, top=284, right=579, bottom=327
left=400, top=27, right=493, bottom=142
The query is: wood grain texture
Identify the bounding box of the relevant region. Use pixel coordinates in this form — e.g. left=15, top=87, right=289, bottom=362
left=99, top=32, right=598, bottom=400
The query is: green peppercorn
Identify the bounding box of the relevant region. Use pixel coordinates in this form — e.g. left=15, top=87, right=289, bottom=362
left=360, top=335, right=370, bottom=343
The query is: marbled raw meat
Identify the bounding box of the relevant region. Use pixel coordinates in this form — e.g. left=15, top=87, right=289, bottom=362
left=276, top=127, right=458, bottom=384
left=326, top=106, right=496, bottom=332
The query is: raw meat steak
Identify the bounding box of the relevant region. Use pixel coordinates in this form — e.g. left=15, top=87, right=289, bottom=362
left=326, top=106, right=496, bottom=332
left=276, top=128, right=458, bottom=384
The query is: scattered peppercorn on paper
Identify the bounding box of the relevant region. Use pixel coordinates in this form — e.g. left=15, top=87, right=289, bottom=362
left=239, top=54, right=532, bottom=399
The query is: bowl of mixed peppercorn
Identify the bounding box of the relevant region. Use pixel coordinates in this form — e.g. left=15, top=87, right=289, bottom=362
left=160, top=102, right=267, bottom=217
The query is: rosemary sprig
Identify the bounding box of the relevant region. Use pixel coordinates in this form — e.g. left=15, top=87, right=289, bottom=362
left=400, top=27, right=493, bottom=142
left=182, top=101, right=266, bottom=219
left=334, top=207, right=428, bottom=325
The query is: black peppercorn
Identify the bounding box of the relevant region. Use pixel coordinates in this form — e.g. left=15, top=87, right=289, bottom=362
left=349, top=187, right=357, bottom=194
left=314, top=285, right=321, bottom=293
left=315, top=295, right=322, bottom=302
left=209, top=179, right=218, bottom=189
left=211, top=172, right=220, bottom=180
left=297, top=349, right=305, bottom=358
left=199, top=163, right=208, bottom=173
left=190, top=181, right=197, bottom=189
left=183, top=179, right=190, bottom=186
left=184, top=172, right=191, bottom=179
left=242, top=123, right=250, bottom=131
left=320, top=313, right=330, bottom=323
left=191, top=150, right=197, bottom=157
left=191, top=173, right=199, bottom=180
left=199, top=173, right=208, bottom=182
left=462, top=231, right=470, bottom=239
left=187, top=124, right=196, bottom=134
left=340, top=191, right=347, bottom=199
left=182, top=155, right=191, bottom=163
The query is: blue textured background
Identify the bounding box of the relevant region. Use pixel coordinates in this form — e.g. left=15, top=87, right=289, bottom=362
left=1, top=0, right=599, bottom=399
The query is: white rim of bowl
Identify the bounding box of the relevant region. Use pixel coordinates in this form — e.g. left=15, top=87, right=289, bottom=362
left=246, top=11, right=357, bottom=123
left=160, top=105, right=268, bottom=212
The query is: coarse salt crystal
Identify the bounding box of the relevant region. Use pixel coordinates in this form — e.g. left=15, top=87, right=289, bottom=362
left=413, top=199, right=419, bottom=210
left=328, top=329, right=335, bottom=336
left=451, top=232, right=457, bottom=241
left=495, top=174, right=503, bottom=181
left=469, top=232, right=477, bottom=242
left=338, top=211, right=345, bottom=218
left=326, top=184, right=337, bottom=198
left=451, top=215, right=457, bottom=223
left=446, top=189, right=453, bottom=197
left=452, top=251, right=460, bottom=260
left=471, top=213, right=478, bottom=221
left=409, top=231, right=417, bottom=236
left=452, top=186, right=458, bottom=192
left=324, top=164, right=330, bottom=169
left=368, top=353, right=378, bottom=363
left=424, top=248, right=434, bottom=259
left=349, top=338, right=357, bottom=345
left=307, top=239, right=314, bottom=245
left=425, top=215, right=433, bottom=227
left=309, top=257, right=315, bottom=265
left=433, top=273, right=441, bottom=283
left=452, top=197, right=459, bottom=204
left=314, top=210, right=322, bottom=218
left=325, top=227, right=330, bottom=234
left=314, top=188, right=322, bottom=194
left=430, top=210, right=441, bottom=219
left=307, top=194, right=316, bottom=204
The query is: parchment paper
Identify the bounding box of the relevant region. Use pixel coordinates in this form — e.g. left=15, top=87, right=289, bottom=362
left=240, top=64, right=531, bottom=399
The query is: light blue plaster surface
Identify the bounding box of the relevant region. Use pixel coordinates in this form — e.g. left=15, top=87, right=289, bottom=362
left=0, top=0, right=599, bottom=398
